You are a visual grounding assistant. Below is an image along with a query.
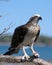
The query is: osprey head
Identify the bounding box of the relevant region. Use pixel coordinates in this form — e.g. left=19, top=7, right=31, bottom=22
left=26, top=14, right=42, bottom=25
left=29, top=14, right=42, bottom=24
left=33, top=14, right=42, bottom=20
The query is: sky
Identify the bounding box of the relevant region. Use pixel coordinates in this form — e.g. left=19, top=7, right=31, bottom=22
left=0, top=0, right=52, bottom=37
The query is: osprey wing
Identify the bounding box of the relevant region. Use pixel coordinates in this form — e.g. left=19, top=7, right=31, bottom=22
left=9, top=25, right=28, bottom=50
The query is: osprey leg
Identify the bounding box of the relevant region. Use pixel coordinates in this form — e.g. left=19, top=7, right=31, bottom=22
left=30, top=43, right=40, bottom=58
left=22, top=46, right=30, bottom=60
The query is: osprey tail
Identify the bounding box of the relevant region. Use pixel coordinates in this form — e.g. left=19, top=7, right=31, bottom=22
left=3, top=49, right=15, bottom=55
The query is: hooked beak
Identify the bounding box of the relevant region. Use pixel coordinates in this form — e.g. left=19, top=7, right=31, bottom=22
left=39, top=17, right=42, bottom=20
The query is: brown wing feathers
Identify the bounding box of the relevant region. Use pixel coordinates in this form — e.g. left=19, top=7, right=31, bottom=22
left=9, top=25, right=28, bottom=50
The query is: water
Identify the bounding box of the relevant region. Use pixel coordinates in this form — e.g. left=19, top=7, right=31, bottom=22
left=0, top=45, right=52, bottom=61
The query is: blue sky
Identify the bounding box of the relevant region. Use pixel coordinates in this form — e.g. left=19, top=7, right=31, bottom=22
left=0, top=0, right=52, bottom=37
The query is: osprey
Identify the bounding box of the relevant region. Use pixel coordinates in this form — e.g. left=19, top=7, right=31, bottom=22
left=4, top=14, right=42, bottom=60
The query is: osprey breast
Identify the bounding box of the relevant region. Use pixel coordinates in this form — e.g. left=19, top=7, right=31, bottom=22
left=27, top=25, right=40, bottom=38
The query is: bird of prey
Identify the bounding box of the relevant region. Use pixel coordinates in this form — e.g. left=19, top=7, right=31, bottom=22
left=4, top=14, right=42, bottom=60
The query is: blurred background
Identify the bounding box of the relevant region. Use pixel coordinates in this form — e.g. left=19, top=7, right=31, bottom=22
left=0, top=0, right=52, bottom=65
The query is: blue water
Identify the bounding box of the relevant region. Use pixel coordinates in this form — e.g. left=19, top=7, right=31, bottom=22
left=0, top=45, right=52, bottom=61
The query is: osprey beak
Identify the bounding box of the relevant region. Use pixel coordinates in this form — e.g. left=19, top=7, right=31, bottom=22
left=39, top=17, right=42, bottom=20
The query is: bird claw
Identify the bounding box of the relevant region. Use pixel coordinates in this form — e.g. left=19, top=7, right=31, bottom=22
left=21, top=55, right=30, bottom=61
left=33, top=52, right=40, bottom=58
left=21, top=53, right=39, bottom=62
